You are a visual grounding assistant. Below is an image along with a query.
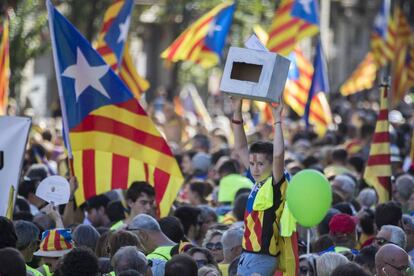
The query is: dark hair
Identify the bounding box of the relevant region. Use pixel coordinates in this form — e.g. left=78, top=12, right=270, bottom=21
left=159, top=216, right=185, bottom=243
left=14, top=197, right=30, bottom=213
left=60, top=247, right=99, bottom=276
left=189, top=182, right=211, bottom=201
left=249, top=141, right=273, bottom=161
left=331, top=148, right=348, bottom=163
left=312, top=234, right=333, bottom=253
left=85, top=195, right=110, bottom=212
left=188, top=246, right=219, bottom=270
left=95, top=231, right=111, bottom=258
left=126, top=182, right=155, bottom=203
left=25, top=163, right=48, bottom=181
left=354, top=245, right=377, bottom=273
left=18, top=178, right=38, bottom=198
left=348, top=155, right=364, bottom=174
left=360, top=124, right=375, bottom=139
left=193, top=134, right=210, bottom=152
left=174, top=206, right=201, bottom=236
left=0, top=216, right=17, bottom=249
left=332, top=202, right=353, bottom=215
left=42, top=130, right=53, bottom=141
left=165, top=254, right=198, bottom=276
left=0, top=247, right=26, bottom=276
left=218, top=160, right=239, bottom=176
left=330, top=262, right=370, bottom=276
left=359, top=209, right=375, bottom=235
left=375, top=201, right=402, bottom=229
left=107, top=200, right=126, bottom=223
left=317, top=208, right=341, bottom=236
left=109, top=230, right=140, bottom=257
left=233, top=193, right=249, bottom=221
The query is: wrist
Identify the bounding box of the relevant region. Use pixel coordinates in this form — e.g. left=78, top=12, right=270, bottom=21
left=231, top=118, right=243, bottom=125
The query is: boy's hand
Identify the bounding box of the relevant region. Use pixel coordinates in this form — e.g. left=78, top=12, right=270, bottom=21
left=270, top=101, right=284, bottom=120
left=230, top=96, right=243, bottom=113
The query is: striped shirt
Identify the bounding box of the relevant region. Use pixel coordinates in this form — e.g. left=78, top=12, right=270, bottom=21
left=242, top=176, right=287, bottom=256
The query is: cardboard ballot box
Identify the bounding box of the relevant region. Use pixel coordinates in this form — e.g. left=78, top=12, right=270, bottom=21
left=220, top=46, right=290, bottom=103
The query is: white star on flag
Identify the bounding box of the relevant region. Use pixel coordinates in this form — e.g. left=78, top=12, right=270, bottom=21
left=299, top=0, right=312, bottom=14
left=117, top=16, right=131, bottom=44
left=62, top=47, right=110, bottom=101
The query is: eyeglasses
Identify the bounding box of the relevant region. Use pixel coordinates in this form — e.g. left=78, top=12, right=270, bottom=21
left=375, top=237, right=398, bottom=246
left=206, top=242, right=223, bottom=250
left=195, top=259, right=208, bottom=268
left=384, top=262, right=410, bottom=275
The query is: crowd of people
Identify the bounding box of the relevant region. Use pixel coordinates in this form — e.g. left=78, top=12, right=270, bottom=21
left=1, top=90, right=414, bottom=276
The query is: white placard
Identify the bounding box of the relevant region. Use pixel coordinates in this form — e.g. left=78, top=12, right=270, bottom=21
left=36, top=175, right=70, bottom=206
left=0, top=116, right=32, bottom=217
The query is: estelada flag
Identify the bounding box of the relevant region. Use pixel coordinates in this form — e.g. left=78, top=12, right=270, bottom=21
left=47, top=0, right=183, bottom=217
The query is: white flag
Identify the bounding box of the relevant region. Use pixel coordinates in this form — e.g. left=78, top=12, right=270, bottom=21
left=0, top=116, right=31, bottom=217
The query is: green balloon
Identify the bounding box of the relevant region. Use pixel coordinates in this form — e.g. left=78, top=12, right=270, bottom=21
left=287, top=169, right=332, bottom=227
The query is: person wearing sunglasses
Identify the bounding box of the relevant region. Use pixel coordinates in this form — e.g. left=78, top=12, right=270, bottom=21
left=374, top=225, right=407, bottom=250
left=203, top=230, right=224, bottom=263
left=188, top=247, right=219, bottom=271
left=375, top=244, right=410, bottom=276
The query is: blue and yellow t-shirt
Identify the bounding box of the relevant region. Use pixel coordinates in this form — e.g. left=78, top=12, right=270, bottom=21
left=242, top=176, right=287, bottom=257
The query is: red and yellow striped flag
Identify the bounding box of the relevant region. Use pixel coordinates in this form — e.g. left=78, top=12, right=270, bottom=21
left=363, top=85, right=392, bottom=203
left=340, top=52, right=378, bottom=96
left=267, top=0, right=319, bottom=57
left=391, top=7, right=413, bottom=106
left=161, top=2, right=235, bottom=68
left=284, top=49, right=331, bottom=136
left=0, top=17, right=9, bottom=115
left=95, top=0, right=149, bottom=99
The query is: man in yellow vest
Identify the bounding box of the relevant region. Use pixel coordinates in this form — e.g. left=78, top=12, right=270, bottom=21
left=232, top=97, right=287, bottom=275
left=14, top=220, right=43, bottom=276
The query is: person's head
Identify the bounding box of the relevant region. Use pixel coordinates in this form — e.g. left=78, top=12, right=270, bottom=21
left=202, top=230, right=223, bottom=263
left=192, top=152, right=212, bottom=177
left=127, top=214, right=164, bottom=254
left=198, top=264, right=221, bottom=276
left=192, top=134, right=210, bottom=153
left=159, top=216, right=185, bottom=243
left=126, top=182, right=156, bottom=218
left=72, top=224, right=100, bottom=251
left=0, top=216, right=17, bottom=249
left=188, top=182, right=211, bottom=205
left=375, top=201, right=403, bottom=229
left=299, top=254, right=318, bottom=276
left=330, top=262, right=370, bottom=276
left=107, top=200, right=126, bottom=223
left=187, top=247, right=217, bottom=269
left=312, top=234, right=334, bottom=253
left=85, top=195, right=111, bottom=227
left=95, top=231, right=111, bottom=258
left=174, top=206, right=201, bottom=239
left=316, top=252, right=348, bottom=276
left=165, top=254, right=198, bottom=276
left=217, top=159, right=240, bottom=178
left=375, top=244, right=410, bottom=276
left=181, top=151, right=196, bottom=176
left=221, top=228, right=243, bottom=263
left=111, top=246, right=148, bottom=275
left=317, top=208, right=341, bottom=236
left=332, top=174, right=356, bottom=202
left=14, top=220, right=40, bottom=262
left=328, top=213, right=357, bottom=249
left=355, top=245, right=378, bottom=275
left=394, top=174, right=414, bottom=207
left=233, top=193, right=248, bottom=221
left=331, top=148, right=348, bottom=164
left=18, top=177, right=45, bottom=207
left=375, top=225, right=407, bottom=249
left=357, top=188, right=378, bottom=209
left=248, top=141, right=273, bottom=182
left=59, top=247, right=98, bottom=276
left=109, top=230, right=140, bottom=258
left=33, top=212, right=56, bottom=233
left=25, top=163, right=49, bottom=181
left=34, top=228, right=74, bottom=272
left=401, top=215, right=414, bottom=252
left=198, top=206, right=218, bottom=240
left=0, top=247, right=26, bottom=276
left=358, top=208, right=375, bottom=236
